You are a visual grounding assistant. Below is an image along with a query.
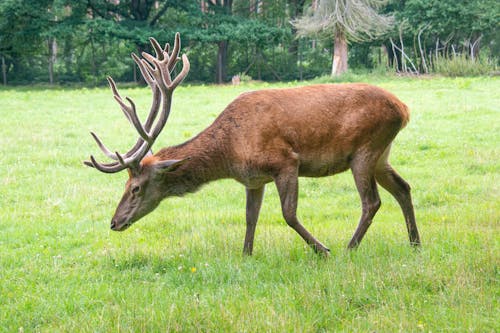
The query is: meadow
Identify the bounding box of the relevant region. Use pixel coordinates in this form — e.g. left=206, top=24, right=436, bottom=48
left=0, top=76, right=498, bottom=332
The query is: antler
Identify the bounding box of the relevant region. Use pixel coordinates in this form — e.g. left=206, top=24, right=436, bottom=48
left=84, top=33, right=190, bottom=173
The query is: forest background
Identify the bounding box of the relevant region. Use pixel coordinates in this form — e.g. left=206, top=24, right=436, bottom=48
left=0, top=0, right=498, bottom=86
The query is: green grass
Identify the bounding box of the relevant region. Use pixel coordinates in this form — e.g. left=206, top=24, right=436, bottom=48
left=0, top=77, right=499, bottom=332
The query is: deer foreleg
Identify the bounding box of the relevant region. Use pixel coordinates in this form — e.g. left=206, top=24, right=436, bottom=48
left=243, top=186, right=265, bottom=255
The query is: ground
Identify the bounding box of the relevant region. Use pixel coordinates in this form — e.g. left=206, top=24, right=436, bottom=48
left=0, top=76, right=498, bottom=332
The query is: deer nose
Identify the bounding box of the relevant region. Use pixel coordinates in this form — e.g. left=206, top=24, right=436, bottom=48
left=110, top=220, right=117, bottom=230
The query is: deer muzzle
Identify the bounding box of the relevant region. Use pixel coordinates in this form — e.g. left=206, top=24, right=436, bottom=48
left=110, top=217, right=132, bottom=231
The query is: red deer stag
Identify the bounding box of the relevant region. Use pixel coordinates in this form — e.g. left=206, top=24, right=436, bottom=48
left=85, top=33, right=421, bottom=256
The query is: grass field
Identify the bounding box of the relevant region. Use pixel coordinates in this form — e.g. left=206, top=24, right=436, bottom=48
left=0, top=76, right=498, bottom=332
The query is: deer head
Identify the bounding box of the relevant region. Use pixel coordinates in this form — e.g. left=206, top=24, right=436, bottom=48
left=84, top=33, right=190, bottom=231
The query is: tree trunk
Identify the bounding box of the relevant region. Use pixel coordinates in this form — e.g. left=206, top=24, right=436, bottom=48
left=216, top=40, right=228, bottom=84
left=288, top=0, right=307, bottom=79
left=331, top=29, right=348, bottom=76
left=470, top=35, right=483, bottom=61
left=399, top=25, right=407, bottom=73
left=387, top=41, right=403, bottom=71
left=214, top=0, right=232, bottom=84
left=63, top=35, right=73, bottom=78
left=288, top=0, right=307, bottom=53
left=1, top=56, right=6, bottom=85
left=89, top=34, right=97, bottom=84
left=48, top=37, right=57, bottom=85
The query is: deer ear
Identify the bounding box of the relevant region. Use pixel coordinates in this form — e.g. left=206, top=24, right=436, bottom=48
left=155, top=158, right=190, bottom=173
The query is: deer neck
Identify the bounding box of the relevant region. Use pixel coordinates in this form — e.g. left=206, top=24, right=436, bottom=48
left=155, top=129, right=230, bottom=195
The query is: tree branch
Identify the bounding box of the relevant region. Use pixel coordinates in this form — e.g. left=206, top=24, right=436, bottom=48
left=390, top=38, right=419, bottom=74
left=87, top=0, right=107, bottom=19
left=149, top=1, right=170, bottom=27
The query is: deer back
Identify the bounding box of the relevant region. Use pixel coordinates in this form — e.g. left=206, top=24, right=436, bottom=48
left=191, top=83, right=409, bottom=181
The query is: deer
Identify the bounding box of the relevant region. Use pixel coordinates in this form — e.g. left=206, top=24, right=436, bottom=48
left=84, top=33, right=421, bottom=256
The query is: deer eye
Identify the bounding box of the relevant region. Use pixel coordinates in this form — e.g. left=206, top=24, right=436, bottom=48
left=131, top=185, right=141, bottom=195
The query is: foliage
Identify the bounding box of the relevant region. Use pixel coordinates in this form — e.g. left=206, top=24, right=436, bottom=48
left=294, top=0, right=394, bottom=42
left=0, top=0, right=499, bottom=83
left=0, top=77, right=499, bottom=331
left=402, top=0, right=499, bottom=39
left=0, top=0, right=53, bottom=82
left=385, top=0, right=500, bottom=75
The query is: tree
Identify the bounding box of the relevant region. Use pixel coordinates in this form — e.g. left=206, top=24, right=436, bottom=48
left=85, top=0, right=196, bottom=82
left=294, top=0, right=393, bottom=76
left=401, top=0, right=499, bottom=59
left=0, top=0, right=53, bottom=84
left=383, top=0, right=500, bottom=74
left=201, top=0, right=234, bottom=83
left=230, top=0, right=297, bottom=81
left=192, top=0, right=289, bottom=83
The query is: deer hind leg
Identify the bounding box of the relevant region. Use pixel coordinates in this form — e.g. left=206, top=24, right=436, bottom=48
left=375, top=147, right=421, bottom=246
left=274, top=165, right=330, bottom=256
left=348, top=153, right=382, bottom=249
left=243, top=186, right=265, bottom=256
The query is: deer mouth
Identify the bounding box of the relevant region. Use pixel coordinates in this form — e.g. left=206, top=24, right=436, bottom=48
left=110, top=218, right=133, bottom=232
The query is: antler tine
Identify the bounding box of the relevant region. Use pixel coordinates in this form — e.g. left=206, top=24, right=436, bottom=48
left=109, top=74, right=156, bottom=146
left=123, top=54, right=160, bottom=157
left=107, top=76, right=121, bottom=98
left=115, top=96, right=152, bottom=143
left=90, top=132, right=118, bottom=160
left=115, top=151, right=126, bottom=166
left=131, top=54, right=155, bottom=88
left=85, top=144, right=148, bottom=172
left=141, top=52, right=174, bottom=91
left=86, top=155, right=128, bottom=173
left=169, top=54, right=190, bottom=90
left=145, top=34, right=189, bottom=146
left=149, top=91, right=172, bottom=141
left=135, top=56, right=161, bottom=146
left=143, top=87, right=160, bottom=131
left=137, top=40, right=178, bottom=132
left=108, top=71, right=156, bottom=159
left=168, top=32, right=181, bottom=71
left=149, top=37, right=166, bottom=61
left=129, top=54, right=165, bottom=137
left=144, top=33, right=187, bottom=91
left=115, top=140, right=151, bottom=166
left=107, top=77, right=133, bottom=125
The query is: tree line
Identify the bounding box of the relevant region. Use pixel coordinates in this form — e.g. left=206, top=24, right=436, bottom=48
left=0, top=0, right=498, bottom=85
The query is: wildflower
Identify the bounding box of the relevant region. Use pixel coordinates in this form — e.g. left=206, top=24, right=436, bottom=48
left=190, top=267, right=197, bottom=273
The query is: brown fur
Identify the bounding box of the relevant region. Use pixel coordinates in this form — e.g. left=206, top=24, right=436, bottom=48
left=111, top=83, right=420, bottom=255
left=157, top=84, right=407, bottom=181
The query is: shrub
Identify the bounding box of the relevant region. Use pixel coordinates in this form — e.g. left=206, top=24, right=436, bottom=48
left=432, top=53, right=497, bottom=77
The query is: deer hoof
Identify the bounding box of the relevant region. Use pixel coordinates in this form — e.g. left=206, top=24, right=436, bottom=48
left=313, top=244, right=330, bottom=257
